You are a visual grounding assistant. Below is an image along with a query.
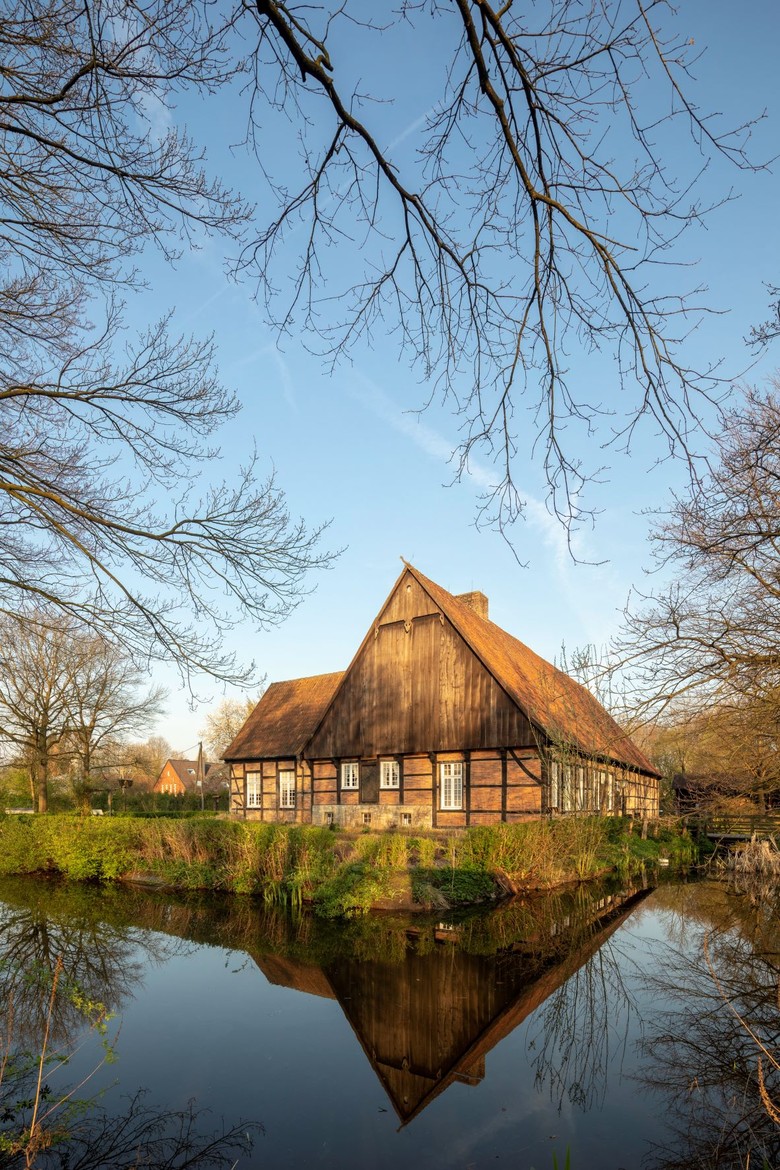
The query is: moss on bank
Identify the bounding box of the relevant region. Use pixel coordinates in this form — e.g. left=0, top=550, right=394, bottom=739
left=0, top=814, right=700, bottom=917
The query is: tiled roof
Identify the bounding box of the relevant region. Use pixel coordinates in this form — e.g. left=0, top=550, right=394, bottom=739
left=162, top=758, right=228, bottom=793
left=166, top=758, right=199, bottom=786
left=204, top=762, right=230, bottom=788
left=223, top=672, right=345, bottom=760
left=406, top=564, right=657, bottom=775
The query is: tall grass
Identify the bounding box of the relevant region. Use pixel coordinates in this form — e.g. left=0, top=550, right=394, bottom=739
left=0, top=816, right=337, bottom=901
left=453, top=818, right=609, bottom=886
left=0, top=813, right=694, bottom=916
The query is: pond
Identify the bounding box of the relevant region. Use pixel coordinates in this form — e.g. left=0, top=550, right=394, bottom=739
left=1, top=870, right=778, bottom=1170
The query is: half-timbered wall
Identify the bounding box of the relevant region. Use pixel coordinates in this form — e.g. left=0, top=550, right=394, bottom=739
left=546, top=754, right=658, bottom=818
left=309, top=747, right=544, bottom=829
left=229, top=759, right=312, bottom=823
left=230, top=749, right=657, bottom=825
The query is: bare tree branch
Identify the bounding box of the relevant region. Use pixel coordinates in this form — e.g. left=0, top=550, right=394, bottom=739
left=613, top=381, right=780, bottom=744
left=0, top=2, right=335, bottom=685
left=236, top=0, right=764, bottom=533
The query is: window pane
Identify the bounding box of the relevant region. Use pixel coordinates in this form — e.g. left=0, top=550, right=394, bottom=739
left=440, top=762, right=463, bottom=810
left=380, top=760, right=399, bottom=788
left=246, top=771, right=261, bottom=808
left=550, top=760, right=559, bottom=808
left=279, top=770, right=295, bottom=809
left=341, top=762, right=359, bottom=789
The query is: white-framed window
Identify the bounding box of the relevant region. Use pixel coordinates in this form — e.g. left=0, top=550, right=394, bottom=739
left=246, top=771, right=261, bottom=809
left=380, top=759, right=400, bottom=789
left=440, top=761, right=463, bottom=811
left=279, top=769, right=295, bottom=809
left=341, top=761, right=359, bottom=789
left=401, top=812, right=412, bottom=826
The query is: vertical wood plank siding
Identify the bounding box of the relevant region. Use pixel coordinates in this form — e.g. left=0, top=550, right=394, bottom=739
left=307, top=578, right=536, bottom=760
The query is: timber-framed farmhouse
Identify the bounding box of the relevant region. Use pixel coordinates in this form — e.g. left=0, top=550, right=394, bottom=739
left=224, top=563, right=659, bottom=827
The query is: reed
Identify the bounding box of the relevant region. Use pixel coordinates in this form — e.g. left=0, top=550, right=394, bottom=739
left=0, top=813, right=697, bottom=916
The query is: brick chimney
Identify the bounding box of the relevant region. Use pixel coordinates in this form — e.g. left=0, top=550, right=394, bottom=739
left=455, top=591, right=489, bottom=620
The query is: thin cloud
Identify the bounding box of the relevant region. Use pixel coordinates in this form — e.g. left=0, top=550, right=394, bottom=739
left=348, top=370, right=568, bottom=553
left=346, top=369, right=630, bottom=649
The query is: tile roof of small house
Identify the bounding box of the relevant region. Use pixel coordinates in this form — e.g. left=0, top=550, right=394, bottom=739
left=159, top=758, right=229, bottom=793
left=166, top=758, right=199, bottom=785
left=223, top=672, right=345, bottom=761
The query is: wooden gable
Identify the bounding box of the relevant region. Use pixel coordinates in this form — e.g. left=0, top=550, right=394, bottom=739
left=305, top=569, right=535, bottom=759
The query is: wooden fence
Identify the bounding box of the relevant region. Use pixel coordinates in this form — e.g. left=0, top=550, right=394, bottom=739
left=692, top=813, right=780, bottom=841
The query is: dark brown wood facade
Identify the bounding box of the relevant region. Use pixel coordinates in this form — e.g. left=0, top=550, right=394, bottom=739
left=307, top=574, right=536, bottom=758
left=225, top=565, right=660, bottom=827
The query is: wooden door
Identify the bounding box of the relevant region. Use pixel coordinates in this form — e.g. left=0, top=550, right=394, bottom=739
left=361, top=760, right=379, bottom=804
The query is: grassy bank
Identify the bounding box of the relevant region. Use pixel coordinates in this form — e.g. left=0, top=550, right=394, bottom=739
left=0, top=814, right=699, bottom=916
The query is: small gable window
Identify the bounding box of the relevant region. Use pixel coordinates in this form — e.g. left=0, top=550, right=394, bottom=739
left=341, top=762, right=359, bottom=789
left=380, top=760, right=400, bottom=789
left=279, top=770, right=295, bottom=809
left=440, top=762, right=463, bottom=811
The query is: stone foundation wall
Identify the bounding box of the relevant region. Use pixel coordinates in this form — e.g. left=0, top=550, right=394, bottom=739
left=313, top=803, right=432, bottom=830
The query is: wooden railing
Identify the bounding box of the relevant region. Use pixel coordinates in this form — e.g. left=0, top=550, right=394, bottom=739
left=695, top=813, right=780, bottom=840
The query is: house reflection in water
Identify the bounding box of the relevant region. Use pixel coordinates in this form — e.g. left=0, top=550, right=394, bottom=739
left=251, top=884, right=652, bottom=1125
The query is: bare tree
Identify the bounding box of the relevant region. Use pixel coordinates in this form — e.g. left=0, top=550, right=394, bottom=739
left=62, top=636, right=166, bottom=807
left=0, top=614, right=77, bottom=813
left=2, top=0, right=764, bottom=626
left=0, top=2, right=333, bottom=687
left=614, top=382, right=780, bottom=725
left=131, top=736, right=174, bottom=786
left=199, top=694, right=263, bottom=761
left=749, top=285, right=780, bottom=349
left=640, top=704, right=780, bottom=811
left=0, top=611, right=165, bottom=812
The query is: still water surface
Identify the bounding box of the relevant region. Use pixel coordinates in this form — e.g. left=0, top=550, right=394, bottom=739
left=1, top=872, right=777, bottom=1169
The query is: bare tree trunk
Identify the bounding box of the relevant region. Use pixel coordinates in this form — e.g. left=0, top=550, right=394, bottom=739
left=34, top=730, right=49, bottom=815
left=35, top=773, right=48, bottom=815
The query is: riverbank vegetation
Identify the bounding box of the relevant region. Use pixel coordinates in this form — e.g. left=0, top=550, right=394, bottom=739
left=0, top=814, right=698, bottom=917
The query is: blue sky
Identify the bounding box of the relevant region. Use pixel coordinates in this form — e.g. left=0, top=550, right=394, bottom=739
left=132, top=1, right=780, bottom=755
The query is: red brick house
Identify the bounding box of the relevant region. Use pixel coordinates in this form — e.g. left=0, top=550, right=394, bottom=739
left=225, top=564, right=659, bottom=827
left=153, top=758, right=229, bottom=797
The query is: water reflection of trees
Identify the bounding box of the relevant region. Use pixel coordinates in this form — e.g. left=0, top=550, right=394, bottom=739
left=0, top=878, right=192, bottom=1052
left=0, top=873, right=658, bottom=1136
left=8, top=872, right=780, bottom=1165
left=528, top=937, right=636, bottom=1112
left=0, top=1076, right=257, bottom=1170
left=0, top=877, right=259, bottom=1169
left=638, top=880, right=780, bottom=1170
